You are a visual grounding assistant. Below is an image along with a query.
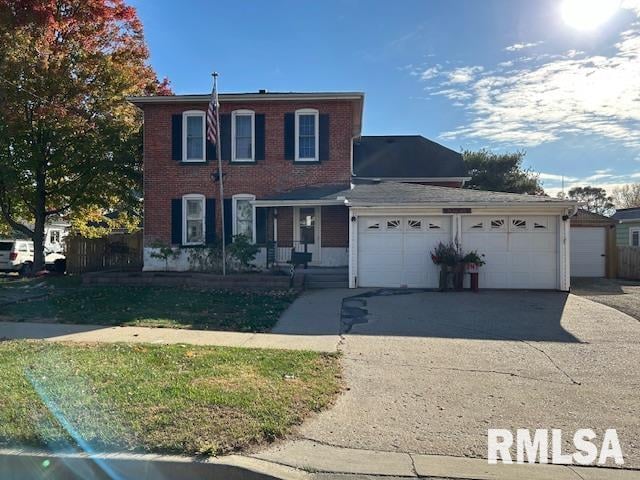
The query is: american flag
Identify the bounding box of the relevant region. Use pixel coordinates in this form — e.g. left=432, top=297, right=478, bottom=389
left=206, top=82, right=219, bottom=145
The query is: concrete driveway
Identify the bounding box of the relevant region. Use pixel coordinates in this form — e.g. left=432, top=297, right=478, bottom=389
left=265, top=289, right=640, bottom=469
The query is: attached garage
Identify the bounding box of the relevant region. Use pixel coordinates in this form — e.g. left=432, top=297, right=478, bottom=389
left=569, top=209, right=617, bottom=278
left=346, top=182, right=576, bottom=291
left=357, top=216, right=451, bottom=288
left=461, top=215, right=558, bottom=289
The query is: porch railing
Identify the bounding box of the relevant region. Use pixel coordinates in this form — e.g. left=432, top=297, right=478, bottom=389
left=270, top=241, right=313, bottom=265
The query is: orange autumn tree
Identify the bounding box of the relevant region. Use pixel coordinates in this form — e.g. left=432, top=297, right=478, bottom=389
left=0, top=0, right=171, bottom=270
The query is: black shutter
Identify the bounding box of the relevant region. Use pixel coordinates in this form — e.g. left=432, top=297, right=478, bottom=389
left=171, top=115, right=182, bottom=161
left=255, top=114, right=265, bottom=161
left=256, top=207, right=267, bottom=244
left=205, top=198, right=216, bottom=244
left=171, top=199, right=182, bottom=245
left=223, top=198, right=233, bottom=245
left=284, top=113, right=294, bottom=160
left=206, top=139, right=216, bottom=161
left=319, top=114, right=329, bottom=161
left=220, top=114, right=231, bottom=161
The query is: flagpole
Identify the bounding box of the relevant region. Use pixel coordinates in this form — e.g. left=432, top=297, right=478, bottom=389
left=213, top=72, right=226, bottom=276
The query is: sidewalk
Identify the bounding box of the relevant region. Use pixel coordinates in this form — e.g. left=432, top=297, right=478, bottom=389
left=253, top=439, right=640, bottom=480
left=0, top=321, right=339, bottom=352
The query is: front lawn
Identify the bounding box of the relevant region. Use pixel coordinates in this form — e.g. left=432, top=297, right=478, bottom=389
left=1, top=284, right=297, bottom=331
left=0, top=340, right=341, bottom=456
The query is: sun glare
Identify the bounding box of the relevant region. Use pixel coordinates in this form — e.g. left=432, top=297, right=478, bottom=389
left=561, top=0, right=621, bottom=30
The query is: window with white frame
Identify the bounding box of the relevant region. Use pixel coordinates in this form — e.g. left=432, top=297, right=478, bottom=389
left=232, top=110, right=255, bottom=162
left=50, top=230, right=61, bottom=243
left=631, top=228, right=640, bottom=247
left=232, top=194, right=256, bottom=242
left=295, top=109, right=319, bottom=162
left=182, top=111, right=206, bottom=162
left=182, top=194, right=205, bottom=245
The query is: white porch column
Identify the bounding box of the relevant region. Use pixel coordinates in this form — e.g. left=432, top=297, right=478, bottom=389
left=348, top=207, right=358, bottom=288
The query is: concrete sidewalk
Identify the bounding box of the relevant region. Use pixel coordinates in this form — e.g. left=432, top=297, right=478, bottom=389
left=0, top=321, right=339, bottom=352
left=254, top=439, right=640, bottom=480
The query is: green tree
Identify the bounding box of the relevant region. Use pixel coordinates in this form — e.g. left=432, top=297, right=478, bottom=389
left=567, top=186, right=614, bottom=215
left=0, top=0, right=171, bottom=271
left=463, top=149, right=544, bottom=195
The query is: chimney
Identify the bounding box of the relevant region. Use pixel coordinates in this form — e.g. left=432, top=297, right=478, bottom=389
left=258, top=89, right=267, bottom=94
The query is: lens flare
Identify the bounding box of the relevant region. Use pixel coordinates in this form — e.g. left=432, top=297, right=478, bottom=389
left=561, top=0, right=621, bottom=30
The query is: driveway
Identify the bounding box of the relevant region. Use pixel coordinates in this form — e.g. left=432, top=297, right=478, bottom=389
left=265, top=289, right=640, bottom=469
left=572, top=277, right=640, bottom=323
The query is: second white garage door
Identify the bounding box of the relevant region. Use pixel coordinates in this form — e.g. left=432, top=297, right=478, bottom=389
left=357, top=216, right=451, bottom=288
left=570, top=227, right=606, bottom=277
left=461, top=216, right=558, bottom=289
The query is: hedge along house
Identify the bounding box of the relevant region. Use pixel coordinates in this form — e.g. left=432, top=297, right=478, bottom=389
left=128, top=90, right=577, bottom=290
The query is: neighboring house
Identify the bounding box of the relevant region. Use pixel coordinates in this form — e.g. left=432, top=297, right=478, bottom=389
left=128, top=91, right=577, bottom=290
left=612, top=208, right=640, bottom=247
left=570, top=209, right=616, bottom=278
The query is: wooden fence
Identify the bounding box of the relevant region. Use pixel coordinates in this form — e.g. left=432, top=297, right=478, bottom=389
left=617, top=246, right=640, bottom=280
left=66, top=231, right=143, bottom=274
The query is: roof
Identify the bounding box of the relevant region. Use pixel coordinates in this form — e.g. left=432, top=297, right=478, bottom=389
left=571, top=209, right=616, bottom=226
left=612, top=207, right=640, bottom=221
left=254, top=182, right=576, bottom=207
left=344, top=182, right=575, bottom=206
left=353, top=136, right=467, bottom=179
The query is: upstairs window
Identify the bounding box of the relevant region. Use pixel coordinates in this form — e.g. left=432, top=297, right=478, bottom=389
left=182, top=111, right=206, bottom=162
left=295, top=109, right=319, bottom=162
left=183, top=194, right=205, bottom=245
left=232, top=110, right=255, bottom=162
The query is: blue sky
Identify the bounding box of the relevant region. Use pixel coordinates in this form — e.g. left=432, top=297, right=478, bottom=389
left=131, top=0, right=640, bottom=195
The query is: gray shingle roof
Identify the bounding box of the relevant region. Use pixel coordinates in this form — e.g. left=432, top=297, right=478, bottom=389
left=612, top=208, right=640, bottom=221
left=260, top=182, right=575, bottom=206
left=344, top=182, right=573, bottom=206
left=353, top=136, right=466, bottom=179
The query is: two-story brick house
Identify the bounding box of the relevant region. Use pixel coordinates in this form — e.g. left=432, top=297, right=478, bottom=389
left=128, top=91, right=577, bottom=290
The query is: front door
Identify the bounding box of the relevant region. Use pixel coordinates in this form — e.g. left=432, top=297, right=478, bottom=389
left=295, top=207, right=321, bottom=264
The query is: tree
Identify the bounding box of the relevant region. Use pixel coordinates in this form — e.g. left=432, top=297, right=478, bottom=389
left=567, top=186, right=614, bottom=215
left=462, top=149, right=544, bottom=195
left=0, top=0, right=171, bottom=271
left=612, top=184, right=640, bottom=209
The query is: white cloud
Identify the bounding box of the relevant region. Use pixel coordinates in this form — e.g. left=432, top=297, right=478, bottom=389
left=540, top=169, right=640, bottom=196
left=538, top=172, right=578, bottom=182
left=445, top=66, right=484, bottom=84
left=439, top=18, right=640, bottom=148
left=419, top=66, right=441, bottom=80
left=505, top=41, right=543, bottom=52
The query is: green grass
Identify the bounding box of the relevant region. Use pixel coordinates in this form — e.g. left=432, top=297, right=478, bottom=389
left=1, top=284, right=297, bottom=332
left=0, top=340, right=341, bottom=456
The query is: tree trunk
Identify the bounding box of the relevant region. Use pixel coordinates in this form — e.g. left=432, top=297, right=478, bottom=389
left=32, top=170, right=47, bottom=273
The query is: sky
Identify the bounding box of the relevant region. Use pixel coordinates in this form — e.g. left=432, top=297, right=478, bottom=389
left=130, top=0, right=640, bottom=196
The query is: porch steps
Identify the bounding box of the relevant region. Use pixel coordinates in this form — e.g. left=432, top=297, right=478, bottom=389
left=304, top=267, right=349, bottom=289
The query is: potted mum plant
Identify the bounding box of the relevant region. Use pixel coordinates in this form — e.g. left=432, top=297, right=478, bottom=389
left=463, top=251, right=486, bottom=273
left=431, top=242, right=461, bottom=291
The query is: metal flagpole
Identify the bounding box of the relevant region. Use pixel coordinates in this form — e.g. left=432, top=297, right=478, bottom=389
left=213, top=72, right=226, bottom=275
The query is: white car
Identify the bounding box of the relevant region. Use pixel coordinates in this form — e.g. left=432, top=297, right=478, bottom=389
left=0, top=239, right=66, bottom=276
left=0, top=239, right=35, bottom=276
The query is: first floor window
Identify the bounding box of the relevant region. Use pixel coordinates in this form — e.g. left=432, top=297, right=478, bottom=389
left=183, top=195, right=205, bottom=245
left=233, top=194, right=255, bottom=241
left=631, top=228, right=640, bottom=247
left=50, top=230, right=61, bottom=243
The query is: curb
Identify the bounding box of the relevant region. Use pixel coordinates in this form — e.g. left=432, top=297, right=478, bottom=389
left=251, top=440, right=640, bottom=480
left=0, top=448, right=309, bottom=480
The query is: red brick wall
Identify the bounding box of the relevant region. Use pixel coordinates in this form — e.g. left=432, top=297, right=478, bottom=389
left=322, top=206, right=348, bottom=247
left=142, top=100, right=354, bottom=246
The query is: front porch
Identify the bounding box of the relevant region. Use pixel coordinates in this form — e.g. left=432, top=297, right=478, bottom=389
left=254, top=204, right=349, bottom=268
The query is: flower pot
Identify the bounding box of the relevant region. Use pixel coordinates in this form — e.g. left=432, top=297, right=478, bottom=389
left=453, top=263, right=464, bottom=291
left=466, top=263, right=479, bottom=274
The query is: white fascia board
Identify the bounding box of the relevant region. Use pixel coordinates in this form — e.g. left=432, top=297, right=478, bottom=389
left=127, top=92, right=365, bottom=105
left=617, top=218, right=640, bottom=224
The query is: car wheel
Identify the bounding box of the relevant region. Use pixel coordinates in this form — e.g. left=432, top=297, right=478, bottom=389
left=19, top=262, right=33, bottom=277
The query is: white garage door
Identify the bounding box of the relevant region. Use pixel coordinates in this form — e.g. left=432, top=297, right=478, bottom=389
left=462, top=216, right=558, bottom=289
left=570, top=227, right=605, bottom=277
left=357, top=216, right=451, bottom=288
